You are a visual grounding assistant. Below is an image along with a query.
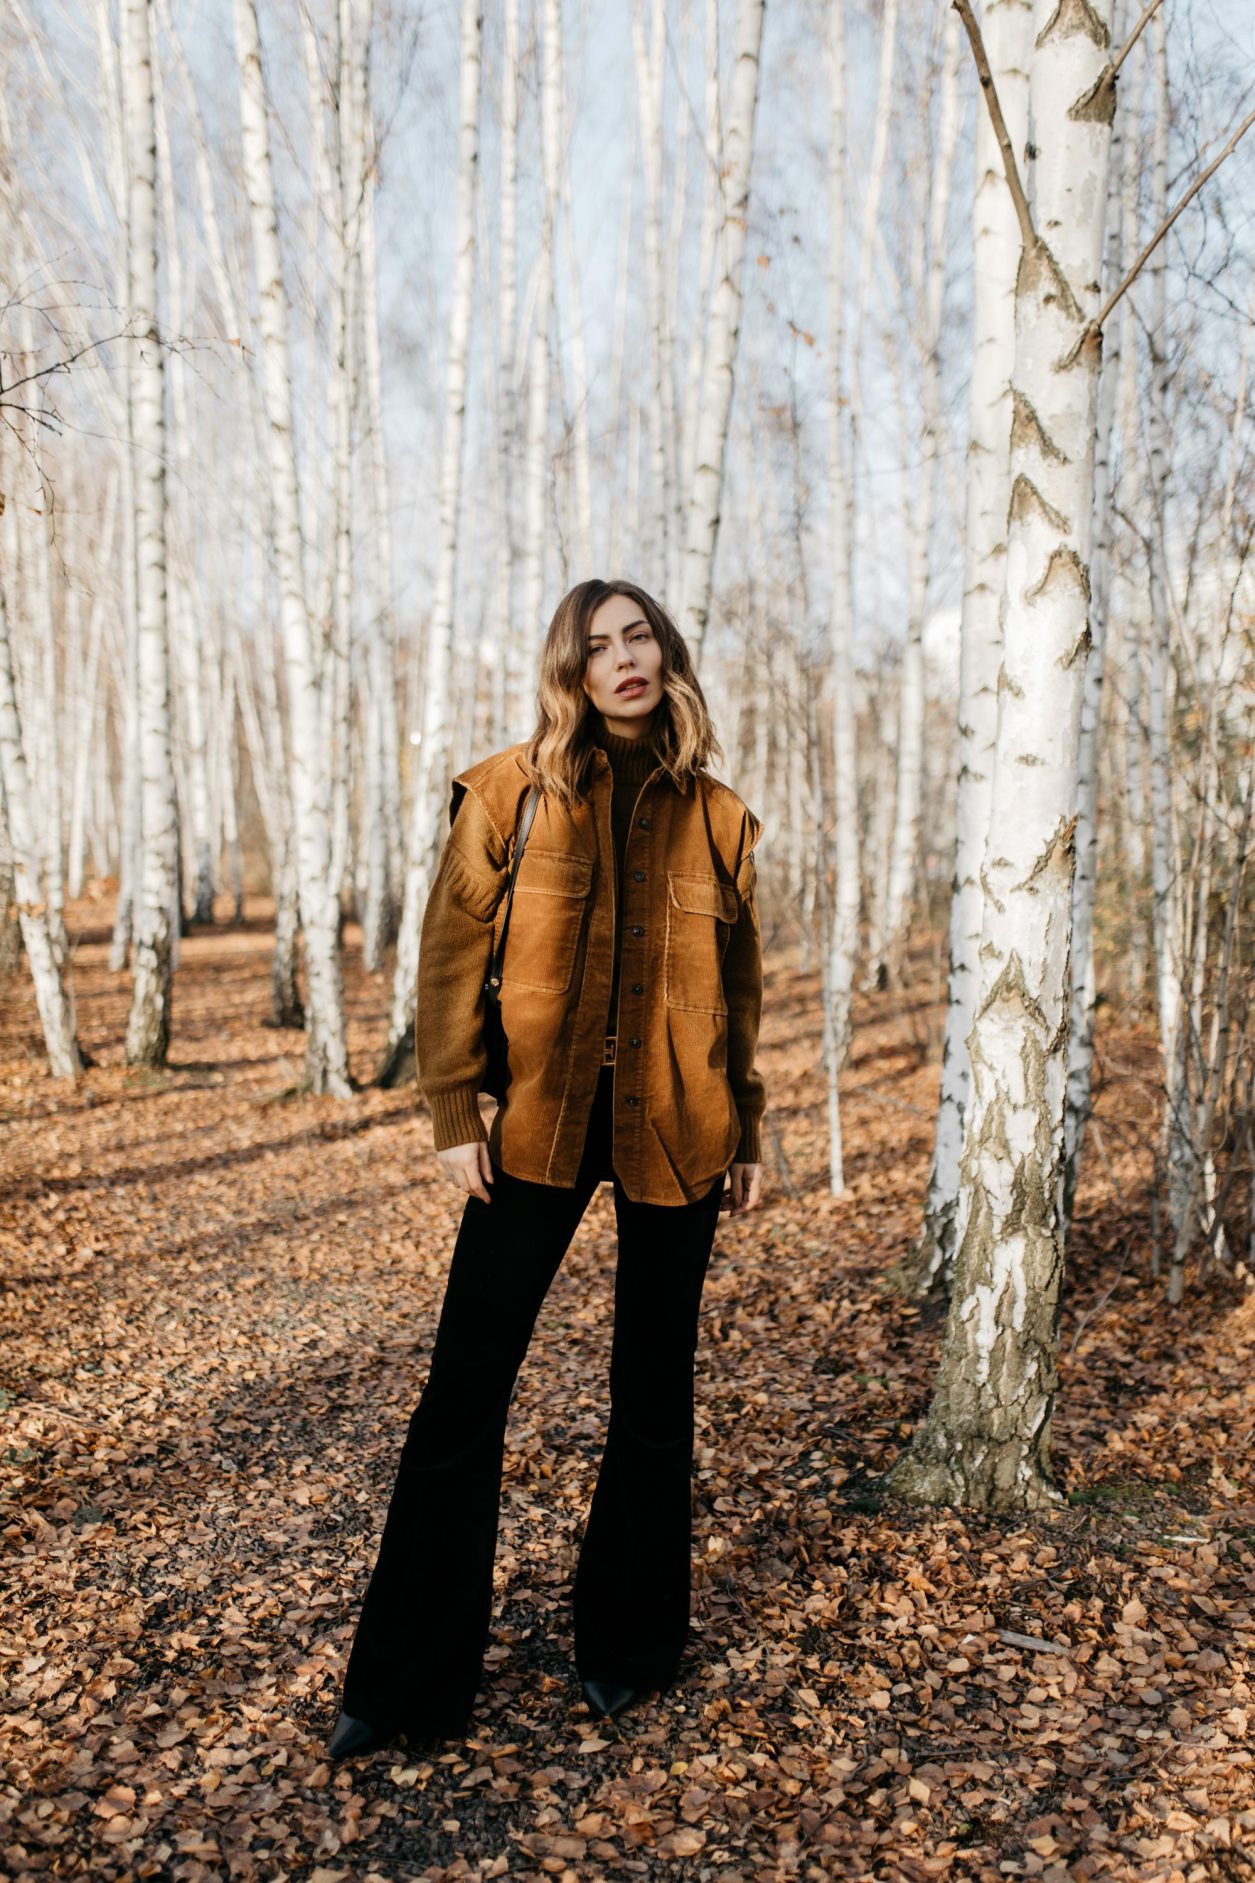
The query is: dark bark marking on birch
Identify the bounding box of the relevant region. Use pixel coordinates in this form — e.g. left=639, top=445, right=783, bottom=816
left=1016, top=238, right=1084, bottom=323
left=1036, top=0, right=1111, bottom=51
left=1060, top=619, right=1094, bottom=666
left=1009, top=474, right=1070, bottom=534
left=1010, top=390, right=1068, bottom=464
left=1071, top=64, right=1117, bottom=123
left=1026, top=545, right=1091, bottom=604
left=1019, top=815, right=1077, bottom=891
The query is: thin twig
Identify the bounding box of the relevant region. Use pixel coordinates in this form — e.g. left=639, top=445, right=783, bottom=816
left=951, top=0, right=1037, bottom=251
left=1093, top=104, right=1255, bottom=333
left=1110, top=0, right=1165, bottom=82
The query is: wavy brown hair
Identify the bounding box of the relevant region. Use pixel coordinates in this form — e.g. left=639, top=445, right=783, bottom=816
left=520, top=579, right=723, bottom=811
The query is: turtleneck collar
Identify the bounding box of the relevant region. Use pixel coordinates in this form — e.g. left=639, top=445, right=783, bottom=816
left=591, top=712, right=660, bottom=785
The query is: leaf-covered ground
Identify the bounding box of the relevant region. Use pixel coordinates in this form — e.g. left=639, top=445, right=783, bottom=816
left=2, top=897, right=1253, bottom=1883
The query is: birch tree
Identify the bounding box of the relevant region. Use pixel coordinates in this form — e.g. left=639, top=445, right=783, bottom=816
left=679, top=0, right=767, bottom=670
left=154, top=43, right=214, bottom=930
left=1060, top=0, right=1132, bottom=1234
left=632, top=0, right=676, bottom=597
left=235, top=0, right=351, bottom=1095
left=909, top=0, right=1033, bottom=1287
left=517, top=0, right=560, bottom=713
left=381, top=0, right=483, bottom=1085
left=887, top=0, right=1116, bottom=1509
left=0, top=581, right=82, bottom=1080
left=879, top=12, right=963, bottom=984
left=357, top=43, right=402, bottom=970
left=1143, top=9, right=1190, bottom=1240
left=488, top=0, right=523, bottom=753
left=822, top=0, right=860, bottom=1195
left=122, top=0, right=179, bottom=1068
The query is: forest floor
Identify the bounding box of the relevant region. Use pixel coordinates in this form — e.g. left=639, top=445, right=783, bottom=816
left=1, top=892, right=1253, bottom=1883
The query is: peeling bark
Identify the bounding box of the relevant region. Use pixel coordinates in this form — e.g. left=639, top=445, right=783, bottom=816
left=889, top=0, right=1115, bottom=1511
left=913, top=0, right=1033, bottom=1291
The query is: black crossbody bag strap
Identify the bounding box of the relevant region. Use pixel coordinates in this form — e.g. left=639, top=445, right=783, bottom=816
left=484, top=785, right=541, bottom=995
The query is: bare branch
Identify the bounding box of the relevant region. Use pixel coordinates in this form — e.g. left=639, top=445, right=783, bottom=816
left=1110, top=0, right=1165, bottom=82
left=951, top=0, right=1037, bottom=252
left=1093, top=102, right=1255, bottom=333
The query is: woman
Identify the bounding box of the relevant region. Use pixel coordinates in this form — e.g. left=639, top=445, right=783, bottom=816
left=327, top=578, right=766, bottom=1759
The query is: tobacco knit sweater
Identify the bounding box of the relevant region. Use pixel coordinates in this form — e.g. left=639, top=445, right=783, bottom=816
left=590, top=713, right=661, bottom=1040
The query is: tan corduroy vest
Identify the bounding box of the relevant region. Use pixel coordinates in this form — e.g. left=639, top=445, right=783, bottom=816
left=416, top=736, right=766, bottom=1205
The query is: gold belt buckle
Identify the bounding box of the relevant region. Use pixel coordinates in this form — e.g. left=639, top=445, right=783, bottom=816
left=603, top=1034, right=617, bottom=1065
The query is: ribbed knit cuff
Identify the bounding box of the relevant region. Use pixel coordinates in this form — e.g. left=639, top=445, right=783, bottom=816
left=428, top=1085, right=488, bottom=1152
left=734, top=1108, right=763, bottom=1165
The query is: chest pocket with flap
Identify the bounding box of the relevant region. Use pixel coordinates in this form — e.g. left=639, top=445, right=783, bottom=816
left=503, top=847, right=593, bottom=994
left=664, top=870, right=738, bottom=1013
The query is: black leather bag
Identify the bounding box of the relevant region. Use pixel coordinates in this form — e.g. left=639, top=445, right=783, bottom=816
left=480, top=785, right=542, bottom=1102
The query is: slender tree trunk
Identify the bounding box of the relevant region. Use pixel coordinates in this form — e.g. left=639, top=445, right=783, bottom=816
left=516, top=0, right=560, bottom=730
left=677, top=0, right=721, bottom=550
left=358, top=39, right=401, bottom=968
left=68, top=475, right=117, bottom=899
left=154, top=48, right=215, bottom=929
left=887, top=0, right=1116, bottom=1511
left=880, top=12, right=962, bottom=981
left=679, top=0, right=767, bottom=669
left=910, top=0, right=1033, bottom=1289
left=1060, top=0, right=1131, bottom=1237
left=489, top=0, right=522, bottom=750
left=554, top=10, right=592, bottom=580
left=381, top=0, right=483, bottom=1085
left=235, top=0, right=351, bottom=1093
left=123, top=0, right=179, bottom=1069
left=824, top=0, right=860, bottom=1195
left=0, top=581, right=82, bottom=1079
left=632, top=0, right=674, bottom=595
left=1143, top=10, right=1189, bottom=1240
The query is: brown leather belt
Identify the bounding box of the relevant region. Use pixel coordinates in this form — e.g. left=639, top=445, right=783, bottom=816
left=602, top=1034, right=617, bottom=1065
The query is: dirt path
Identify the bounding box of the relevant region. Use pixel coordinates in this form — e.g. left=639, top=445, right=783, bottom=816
left=2, top=900, right=1252, bottom=1881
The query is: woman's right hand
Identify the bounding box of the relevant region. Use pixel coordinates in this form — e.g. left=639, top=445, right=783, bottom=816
left=437, top=1140, right=495, bottom=1204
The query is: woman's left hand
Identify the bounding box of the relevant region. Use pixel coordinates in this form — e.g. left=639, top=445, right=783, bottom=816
left=723, top=1162, right=763, bottom=1213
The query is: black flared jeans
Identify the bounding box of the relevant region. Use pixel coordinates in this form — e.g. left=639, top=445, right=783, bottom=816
left=338, top=1063, right=727, bottom=1736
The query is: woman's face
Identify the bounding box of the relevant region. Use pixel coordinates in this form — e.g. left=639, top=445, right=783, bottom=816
left=582, top=594, right=664, bottom=736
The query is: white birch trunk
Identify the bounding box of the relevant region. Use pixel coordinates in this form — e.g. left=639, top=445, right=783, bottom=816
left=554, top=8, right=592, bottom=580
left=515, top=0, right=560, bottom=729
left=489, top=0, right=522, bottom=748
left=824, top=0, right=860, bottom=1196
left=122, top=0, right=179, bottom=1068
left=153, top=47, right=215, bottom=927
left=13, top=303, right=67, bottom=949
left=881, top=12, right=963, bottom=980
left=1060, top=0, right=1131, bottom=1235
left=679, top=0, right=766, bottom=669
left=888, top=0, right=1116, bottom=1510
left=382, top=0, right=482, bottom=1081
left=632, top=0, right=674, bottom=593
left=913, top=0, right=1033, bottom=1285
left=678, top=0, right=722, bottom=537
left=0, top=580, right=81, bottom=1079
left=359, top=129, right=397, bottom=972
left=68, top=472, right=119, bottom=899
left=234, top=0, right=351, bottom=1093
left=1143, top=11, right=1188, bottom=1237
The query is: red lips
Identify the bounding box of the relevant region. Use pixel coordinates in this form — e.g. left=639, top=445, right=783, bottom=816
left=616, top=678, right=647, bottom=694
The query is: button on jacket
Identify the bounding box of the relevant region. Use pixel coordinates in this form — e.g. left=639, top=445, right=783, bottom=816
left=415, top=740, right=766, bottom=1205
